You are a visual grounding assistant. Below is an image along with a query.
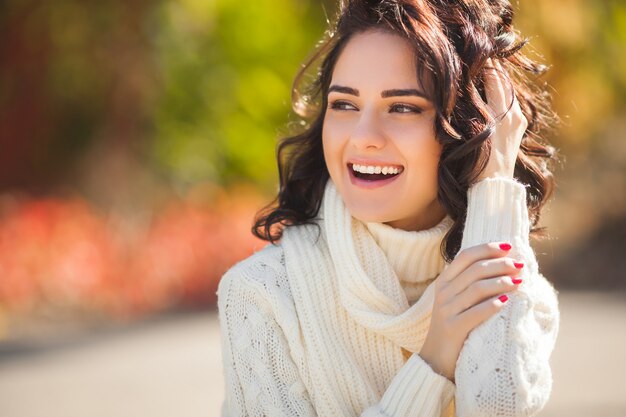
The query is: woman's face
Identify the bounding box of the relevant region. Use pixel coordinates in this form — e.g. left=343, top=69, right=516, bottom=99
left=322, top=29, right=447, bottom=231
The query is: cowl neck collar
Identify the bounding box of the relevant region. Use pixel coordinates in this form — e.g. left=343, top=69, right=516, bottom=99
left=320, top=179, right=453, bottom=352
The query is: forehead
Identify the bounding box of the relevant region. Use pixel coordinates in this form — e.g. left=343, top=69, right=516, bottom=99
left=331, top=30, right=431, bottom=92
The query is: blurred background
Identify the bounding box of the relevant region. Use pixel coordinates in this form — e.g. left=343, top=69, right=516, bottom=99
left=0, top=0, right=624, bottom=416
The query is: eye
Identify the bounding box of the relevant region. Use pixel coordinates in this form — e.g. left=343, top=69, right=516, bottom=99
left=329, top=100, right=358, bottom=111
left=389, top=103, right=423, bottom=114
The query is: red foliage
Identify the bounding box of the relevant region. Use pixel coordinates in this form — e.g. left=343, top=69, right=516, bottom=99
left=0, top=186, right=266, bottom=322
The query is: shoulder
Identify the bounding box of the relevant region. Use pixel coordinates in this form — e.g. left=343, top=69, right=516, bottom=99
left=224, top=242, right=286, bottom=282
left=217, top=242, right=290, bottom=310
left=217, top=220, right=327, bottom=309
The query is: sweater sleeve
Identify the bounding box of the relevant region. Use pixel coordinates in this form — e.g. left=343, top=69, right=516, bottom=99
left=361, top=352, right=455, bottom=417
left=217, top=268, right=317, bottom=417
left=454, top=177, right=560, bottom=417
left=218, top=264, right=455, bottom=417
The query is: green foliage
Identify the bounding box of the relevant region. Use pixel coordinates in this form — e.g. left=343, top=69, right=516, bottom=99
left=2, top=0, right=624, bottom=191
left=149, top=0, right=329, bottom=190
left=147, top=0, right=626, bottom=189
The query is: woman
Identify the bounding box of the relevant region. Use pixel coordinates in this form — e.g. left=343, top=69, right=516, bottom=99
left=217, top=1, right=560, bottom=416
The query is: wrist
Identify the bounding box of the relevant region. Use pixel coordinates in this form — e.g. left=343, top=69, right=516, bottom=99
left=478, top=154, right=516, bottom=182
left=477, top=170, right=514, bottom=182
left=460, top=176, right=530, bottom=251
left=418, top=346, right=454, bottom=382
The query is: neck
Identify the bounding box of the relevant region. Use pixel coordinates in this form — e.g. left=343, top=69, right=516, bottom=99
left=384, top=200, right=448, bottom=232
left=365, top=213, right=453, bottom=285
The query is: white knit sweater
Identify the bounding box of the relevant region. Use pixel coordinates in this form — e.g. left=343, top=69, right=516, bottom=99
left=217, top=177, right=560, bottom=417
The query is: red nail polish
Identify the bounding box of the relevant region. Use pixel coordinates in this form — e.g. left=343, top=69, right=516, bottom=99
left=512, top=278, right=523, bottom=284
left=498, top=295, right=509, bottom=303
left=513, top=262, right=524, bottom=269
left=499, top=243, right=512, bottom=251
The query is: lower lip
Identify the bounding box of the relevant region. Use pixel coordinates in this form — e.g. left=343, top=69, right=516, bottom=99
left=348, top=166, right=402, bottom=189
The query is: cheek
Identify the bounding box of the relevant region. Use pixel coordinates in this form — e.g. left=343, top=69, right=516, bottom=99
left=385, top=117, right=434, bottom=140
left=322, top=124, right=342, bottom=175
left=394, top=130, right=441, bottom=167
left=395, top=134, right=442, bottom=187
left=412, top=145, right=442, bottom=180
left=322, top=119, right=347, bottom=160
left=323, top=116, right=352, bottom=141
left=419, top=149, right=443, bottom=194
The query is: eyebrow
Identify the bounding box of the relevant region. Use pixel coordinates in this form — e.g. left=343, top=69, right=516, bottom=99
left=328, top=85, right=429, bottom=100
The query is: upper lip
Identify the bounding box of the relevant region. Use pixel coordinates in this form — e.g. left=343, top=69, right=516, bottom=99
left=347, top=159, right=404, bottom=168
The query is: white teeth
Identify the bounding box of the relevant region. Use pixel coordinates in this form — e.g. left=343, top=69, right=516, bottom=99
left=351, top=164, right=402, bottom=175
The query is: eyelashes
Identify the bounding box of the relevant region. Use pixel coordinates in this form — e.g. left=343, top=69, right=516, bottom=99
left=389, top=103, right=423, bottom=114
left=328, top=100, right=423, bottom=114
left=329, top=100, right=357, bottom=111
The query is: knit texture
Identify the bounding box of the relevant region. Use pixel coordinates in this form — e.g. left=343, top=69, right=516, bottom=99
left=365, top=215, right=454, bottom=305
left=217, top=177, right=560, bottom=417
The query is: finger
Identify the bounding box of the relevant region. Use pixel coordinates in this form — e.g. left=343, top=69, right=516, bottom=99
left=484, top=59, right=508, bottom=117
left=446, top=275, right=521, bottom=315
left=440, top=242, right=513, bottom=283
left=446, top=257, right=523, bottom=297
left=494, top=59, right=515, bottom=113
left=454, top=290, right=513, bottom=330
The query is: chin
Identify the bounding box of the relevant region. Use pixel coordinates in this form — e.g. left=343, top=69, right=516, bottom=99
left=344, top=201, right=395, bottom=224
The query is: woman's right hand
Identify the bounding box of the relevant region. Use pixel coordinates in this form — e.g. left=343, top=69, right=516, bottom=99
left=418, top=242, right=524, bottom=382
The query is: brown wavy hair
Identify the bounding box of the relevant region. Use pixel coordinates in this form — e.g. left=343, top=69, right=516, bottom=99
left=253, top=0, right=560, bottom=262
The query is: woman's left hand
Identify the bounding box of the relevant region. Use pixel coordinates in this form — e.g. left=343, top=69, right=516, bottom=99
left=477, top=58, right=528, bottom=181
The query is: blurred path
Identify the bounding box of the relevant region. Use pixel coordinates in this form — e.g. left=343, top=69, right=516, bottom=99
left=0, top=312, right=224, bottom=417
left=542, top=291, right=626, bottom=417
left=0, top=291, right=624, bottom=417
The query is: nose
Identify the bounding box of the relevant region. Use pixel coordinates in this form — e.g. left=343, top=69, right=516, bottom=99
left=349, top=108, right=386, bottom=150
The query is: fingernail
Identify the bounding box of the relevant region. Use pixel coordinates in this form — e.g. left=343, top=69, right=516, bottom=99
left=499, top=243, right=512, bottom=251
left=513, top=262, right=524, bottom=269
left=512, top=278, right=523, bottom=285
left=498, top=295, right=509, bottom=303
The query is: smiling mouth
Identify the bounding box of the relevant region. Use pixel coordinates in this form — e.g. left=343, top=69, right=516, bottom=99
left=348, top=163, right=404, bottom=181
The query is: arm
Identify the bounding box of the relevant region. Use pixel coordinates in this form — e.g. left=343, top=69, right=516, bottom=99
left=217, top=269, right=316, bottom=417
left=454, top=177, right=560, bottom=417
left=218, top=265, right=456, bottom=417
